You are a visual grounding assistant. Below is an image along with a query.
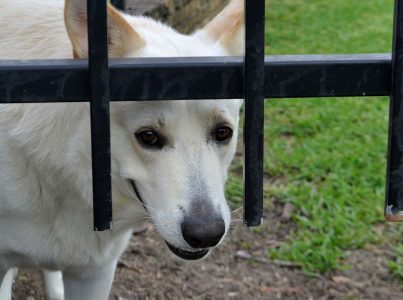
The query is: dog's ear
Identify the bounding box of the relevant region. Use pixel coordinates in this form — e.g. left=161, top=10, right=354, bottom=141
left=197, top=0, right=244, bottom=56
left=64, top=0, right=145, bottom=58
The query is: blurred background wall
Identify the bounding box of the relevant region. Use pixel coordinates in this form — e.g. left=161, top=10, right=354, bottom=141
left=123, top=0, right=229, bottom=33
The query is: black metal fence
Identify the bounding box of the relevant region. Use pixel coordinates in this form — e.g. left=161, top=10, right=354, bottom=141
left=0, top=0, right=402, bottom=230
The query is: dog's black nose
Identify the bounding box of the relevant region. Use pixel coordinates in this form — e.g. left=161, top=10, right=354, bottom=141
left=181, top=216, right=225, bottom=249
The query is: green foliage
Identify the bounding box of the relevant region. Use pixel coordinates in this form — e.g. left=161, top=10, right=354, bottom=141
left=226, top=175, right=244, bottom=209
left=265, top=0, right=393, bottom=54
left=266, top=98, right=388, bottom=272
left=226, top=0, right=398, bottom=273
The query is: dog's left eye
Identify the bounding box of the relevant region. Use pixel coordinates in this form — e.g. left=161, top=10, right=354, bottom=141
left=135, top=129, right=164, bottom=149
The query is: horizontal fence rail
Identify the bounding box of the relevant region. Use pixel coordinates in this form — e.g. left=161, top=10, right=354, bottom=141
left=0, top=54, right=392, bottom=103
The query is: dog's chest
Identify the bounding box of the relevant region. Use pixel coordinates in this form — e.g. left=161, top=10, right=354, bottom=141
left=0, top=216, right=132, bottom=270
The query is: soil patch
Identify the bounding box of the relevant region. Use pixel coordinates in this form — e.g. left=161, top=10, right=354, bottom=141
left=12, top=203, right=403, bottom=299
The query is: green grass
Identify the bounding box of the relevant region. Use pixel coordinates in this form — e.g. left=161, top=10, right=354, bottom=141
left=227, top=0, right=397, bottom=273
left=265, top=99, right=388, bottom=272
left=388, top=244, right=403, bottom=281
left=265, top=0, right=393, bottom=54
left=384, top=224, right=403, bottom=282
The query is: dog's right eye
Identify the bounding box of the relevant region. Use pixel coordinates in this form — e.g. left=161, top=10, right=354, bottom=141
left=135, top=130, right=164, bottom=149
left=214, top=125, right=233, bottom=143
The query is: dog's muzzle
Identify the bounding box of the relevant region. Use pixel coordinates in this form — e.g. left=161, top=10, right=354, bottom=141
left=128, top=179, right=223, bottom=260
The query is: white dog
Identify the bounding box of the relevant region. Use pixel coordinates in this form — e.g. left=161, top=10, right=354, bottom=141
left=0, top=0, right=244, bottom=299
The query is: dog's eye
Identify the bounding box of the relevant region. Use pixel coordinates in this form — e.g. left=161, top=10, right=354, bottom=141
left=214, top=126, right=233, bottom=143
left=135, top=130, right=163, bottom=149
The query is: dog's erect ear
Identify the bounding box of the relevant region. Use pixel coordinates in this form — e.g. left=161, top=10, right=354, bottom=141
left=197, top=0, right=244, bottom=55
left=64, top=0, right=145, bottom=58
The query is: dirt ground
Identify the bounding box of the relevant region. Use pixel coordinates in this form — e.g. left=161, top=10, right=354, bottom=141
left=12, top=200, right=403, bottom=300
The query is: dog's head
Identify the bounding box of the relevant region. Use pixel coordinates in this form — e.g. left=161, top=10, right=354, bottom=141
left=65, top=0, right=244, bottom=260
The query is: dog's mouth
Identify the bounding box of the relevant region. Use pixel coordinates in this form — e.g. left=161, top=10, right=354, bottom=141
left=165, top=242, right=209, bottom=260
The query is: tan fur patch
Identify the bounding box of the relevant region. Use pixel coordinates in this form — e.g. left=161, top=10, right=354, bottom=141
left=107, top=4, right=145, bottom=57
left=64, top=1, right=145, bottom=59
left=202, top=0, right=244, bottom=42
left=72, top=49, right=79, bottom=59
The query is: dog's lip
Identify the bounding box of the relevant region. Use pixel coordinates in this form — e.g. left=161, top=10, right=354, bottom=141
left=128, top=179, right=147, bottom=211
left=165, top=241, right=209, bottom=260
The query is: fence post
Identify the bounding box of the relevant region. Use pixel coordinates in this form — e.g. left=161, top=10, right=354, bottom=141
left=243, top=0, right=265, bottom=226
left=385, top=0, right=403, bottom=222
left=88, top=0, right=113, bottom=230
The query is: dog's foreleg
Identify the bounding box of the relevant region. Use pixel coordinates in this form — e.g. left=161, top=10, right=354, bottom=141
left=42, top=270, right=64, bottom=300
left=62, top=261, right=117, bottom=300
left=0, top=268, right=18, bottom=300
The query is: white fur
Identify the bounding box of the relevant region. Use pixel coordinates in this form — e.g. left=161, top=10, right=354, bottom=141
left=42, top=270, right=64, bottom=300
left=0, top=0, right=243, bottom=299
left=0, top=268, right=17, bottom=300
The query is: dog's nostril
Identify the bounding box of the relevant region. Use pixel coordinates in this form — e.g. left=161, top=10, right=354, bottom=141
left=181, top=217, right=225, bottom=249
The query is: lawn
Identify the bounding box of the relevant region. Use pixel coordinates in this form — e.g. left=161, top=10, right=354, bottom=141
left=228, top=0, right=397, bottom=274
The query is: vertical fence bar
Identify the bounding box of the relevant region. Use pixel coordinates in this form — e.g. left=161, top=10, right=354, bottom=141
left=87, top=0, right=113, bottom=230
left=110, top=0, right=125, bottom=11
left=243, top=0, right=265, bottom=226
left=386, top=0, right=403, bottom=222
